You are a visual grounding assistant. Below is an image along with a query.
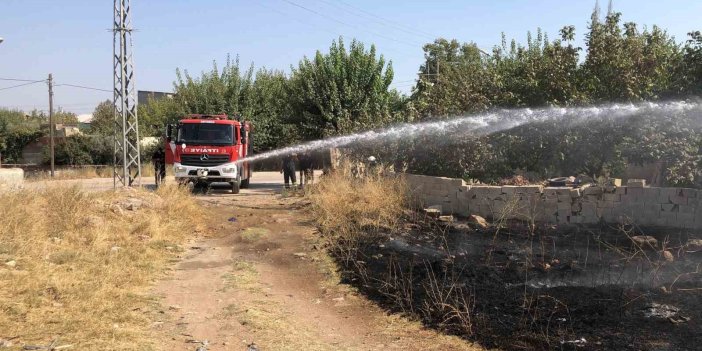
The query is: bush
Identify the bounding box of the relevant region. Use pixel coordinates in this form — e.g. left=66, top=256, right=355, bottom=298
left=46, top=135, right=112, bottom=166
left=353, top=104, right=702, bottom=188
left=308, top=170, right=407, bottom=244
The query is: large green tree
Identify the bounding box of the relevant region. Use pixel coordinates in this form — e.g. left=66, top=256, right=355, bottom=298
left=287, top=37, right=397, bottom=139
left=173, top=56, right=255, bottom=118
left=89, top=100, right=114, bottom=137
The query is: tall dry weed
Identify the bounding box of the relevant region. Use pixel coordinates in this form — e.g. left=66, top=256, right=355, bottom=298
left=308, top=172, right=406, bottom=243
left=26, top=163, right=168, bottom=182
left=0, top=184, right=202, bottom=350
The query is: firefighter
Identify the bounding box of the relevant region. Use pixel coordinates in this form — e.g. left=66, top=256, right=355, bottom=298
left=152, top=146, right=167, bottom=187
left=280, top=153, right=297, bottom=188
left=298, top=152, right=314, bottom=186
left=366, top=155, right=378, bottom=177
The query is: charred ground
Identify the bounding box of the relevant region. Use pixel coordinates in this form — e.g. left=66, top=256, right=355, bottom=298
left=329, top=213, right=702, bottom=351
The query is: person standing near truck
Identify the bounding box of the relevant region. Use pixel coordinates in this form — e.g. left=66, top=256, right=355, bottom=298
left=152, top=147, right=167, bottom=187
left=280, top=153, right=297, bottom=188
left=298, top=152, right=314, bottom=186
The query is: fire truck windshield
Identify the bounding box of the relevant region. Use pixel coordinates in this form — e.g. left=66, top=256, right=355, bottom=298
left=177, top=123, right=235, bottom=146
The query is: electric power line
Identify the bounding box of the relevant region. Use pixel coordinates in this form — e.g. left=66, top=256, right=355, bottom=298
left=336, top=0, right=439, bottom=39
left=316, top=0, right=436, bottom=42
left=330, top=0, right=489, bottom=56
left=0, top=80, right=46, bottom=91
left=0, top=77, right=46, bottom=83
left=54, top=83, right=112, bottom=93
left=279, top=0, right=421, bottom=49
left=255, top=1, right=415, bottom=59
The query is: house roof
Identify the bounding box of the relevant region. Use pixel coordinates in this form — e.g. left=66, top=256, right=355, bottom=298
left=77, top=114, right=93, bottom=123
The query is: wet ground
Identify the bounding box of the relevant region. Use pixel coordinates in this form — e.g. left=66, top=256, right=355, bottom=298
left=336, top=214, right=702, bottom=351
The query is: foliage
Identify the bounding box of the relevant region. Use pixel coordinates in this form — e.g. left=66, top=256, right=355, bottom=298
left=169, top=57, right=291, bottom=152
left=674, top=31, right=702, bottom=95
left=137, top=96, right=184, bottom=138
left=0, top=109, right=45, bottom=163
left=399, top=7, right=702, bottom=186
left=248, top=69, right=296, bottom=151
left=89, top=100, right=114, bottom=137
left=135, top=38, right=401, bottom=152
left=48, top=135, right=112, bottom=166
left=174, top=55, right=255, bottom=119
left=4, top=6, right=700, bottom=185
left=288, top=37, right=399, bottom=139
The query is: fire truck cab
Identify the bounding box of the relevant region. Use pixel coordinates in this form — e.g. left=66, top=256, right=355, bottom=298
left=165, top=114, right=252, bottom=194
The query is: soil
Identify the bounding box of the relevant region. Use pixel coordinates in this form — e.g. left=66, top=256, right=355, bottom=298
left=339, top=215, right=702, bottom=351
left=152, top=183, right=479, bottom=351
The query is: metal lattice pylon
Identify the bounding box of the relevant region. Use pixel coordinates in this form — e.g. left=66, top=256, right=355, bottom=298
left=113, top=0, right=141, bottom=187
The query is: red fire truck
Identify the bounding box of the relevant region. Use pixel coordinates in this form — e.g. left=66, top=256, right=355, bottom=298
left=165, top=114, right=252, bottom=193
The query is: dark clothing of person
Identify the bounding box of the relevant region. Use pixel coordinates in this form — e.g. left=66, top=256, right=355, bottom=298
left=152, top=149, right=166, bottom=182
left=281, top=154, right=296, bottom=187
left=299, top=154, right=313, bottom=171
left=298, top=153, right=314, bottom=186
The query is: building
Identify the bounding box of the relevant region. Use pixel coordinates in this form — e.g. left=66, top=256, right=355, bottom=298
left=54, top=124, right=81, bottom=137
left=20, top=124, right=82, bottom=164
left=138, top=90, right=174, bottom=105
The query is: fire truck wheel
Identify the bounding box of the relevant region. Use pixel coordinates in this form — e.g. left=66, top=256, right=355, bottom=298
left=231, top=178, right=241, bottom=194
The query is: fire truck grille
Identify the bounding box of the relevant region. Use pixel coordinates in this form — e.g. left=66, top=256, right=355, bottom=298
left=181, top=154, right=230, bottom=167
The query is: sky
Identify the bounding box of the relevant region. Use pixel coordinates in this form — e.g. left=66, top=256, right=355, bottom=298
left=1, top=0, right=701, bottom=116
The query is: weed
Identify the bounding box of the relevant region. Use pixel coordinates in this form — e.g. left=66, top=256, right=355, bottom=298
left=0, top=184, right=203, bottom=350
left=240, top=227, right=270, bottom=243
left=221, top=260, right=260, bottom=292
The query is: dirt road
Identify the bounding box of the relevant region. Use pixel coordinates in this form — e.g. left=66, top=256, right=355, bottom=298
left=150, top=173, right=478, bottom=351
left=22, top=171, right=290, bottom=192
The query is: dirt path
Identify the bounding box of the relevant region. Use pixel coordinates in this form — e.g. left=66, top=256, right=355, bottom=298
left=153, top=181, right=480, bottom=351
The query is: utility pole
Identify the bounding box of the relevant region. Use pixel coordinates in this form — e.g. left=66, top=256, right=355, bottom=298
left=48, top=73, right=55, bottom=177
left=113, top=0, right=141, bottom=187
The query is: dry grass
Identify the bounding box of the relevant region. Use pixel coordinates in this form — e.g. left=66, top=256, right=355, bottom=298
left=306, top=172, right=484, bottom=350
left=240, top=227, right=270, bottom=243
left=308, top=171, right=407, bottom=242
left=221, top=260, right=260, bottom=292
left=26, top=163, right=170, bottom=182
left=0, top=184, right=203, bottom=350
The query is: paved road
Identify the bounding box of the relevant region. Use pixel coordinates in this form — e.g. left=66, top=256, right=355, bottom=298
left=23, top=171, right=321, bottom=194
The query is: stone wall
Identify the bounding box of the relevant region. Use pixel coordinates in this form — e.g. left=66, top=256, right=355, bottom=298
left=403, top=173, right=702, bottom=229
left=0, top=168, right=24, bottom=188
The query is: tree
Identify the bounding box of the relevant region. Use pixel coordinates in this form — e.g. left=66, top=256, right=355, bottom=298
left=89, top=100, right=114, bottom=136
left=412, top=39, right=492, bottom=118
left=0, top=109, right=44, bottom=163
left=674, top=31, right=702, bottom=94
left=396, top=7, right=702, bottom=184
left=53, top=111, right=79, bottom=125
left=287, top=37, right=397, bottom=139
left=138, top=96, right=184, bottom=137
left=173, top=55, right=255, bottom=118
left=582, top=11, right=681, bottom=102
left=248, top=69, right=295, bottom=152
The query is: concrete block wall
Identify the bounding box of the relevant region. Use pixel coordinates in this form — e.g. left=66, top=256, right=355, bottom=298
left=0, top=168, right=24, bottom=188
left=403, top=173, right=701, bottom=229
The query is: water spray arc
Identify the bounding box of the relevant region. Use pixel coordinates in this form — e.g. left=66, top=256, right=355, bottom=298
left=240, top=100, right=702, bottom=165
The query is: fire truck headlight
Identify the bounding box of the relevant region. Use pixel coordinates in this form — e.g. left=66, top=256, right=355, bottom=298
left=175, top=166, right=187, bottom=173
left=222, top=167, right=236, bottom=174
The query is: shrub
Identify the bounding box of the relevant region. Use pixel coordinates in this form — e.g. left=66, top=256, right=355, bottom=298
left=308, top=170, right=407, bottom=244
